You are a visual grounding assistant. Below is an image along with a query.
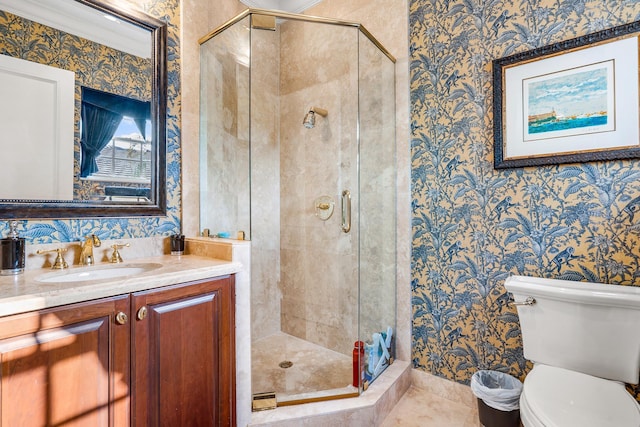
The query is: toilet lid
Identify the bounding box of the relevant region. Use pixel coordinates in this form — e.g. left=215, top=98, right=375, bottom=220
left=522, top=364, right=640, bottom=427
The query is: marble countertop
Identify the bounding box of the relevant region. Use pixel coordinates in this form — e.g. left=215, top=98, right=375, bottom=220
left=0, top=255, right=242, bottom=317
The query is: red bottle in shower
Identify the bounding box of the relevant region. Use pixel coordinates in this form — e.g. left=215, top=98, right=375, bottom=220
left=353, top=341, right=365, bottom=387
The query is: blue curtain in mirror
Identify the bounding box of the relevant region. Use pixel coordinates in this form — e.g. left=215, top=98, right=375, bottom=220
left=80, top=103, right=122, bottom=177
left=80, top=87, right=151, bottom=178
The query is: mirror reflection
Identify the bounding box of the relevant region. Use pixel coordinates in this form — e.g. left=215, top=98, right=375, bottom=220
left=0, top=0, right=166, bottom=217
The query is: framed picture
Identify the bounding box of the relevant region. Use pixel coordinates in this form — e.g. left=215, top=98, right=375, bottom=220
left=493, top=21, right=640, bottom=169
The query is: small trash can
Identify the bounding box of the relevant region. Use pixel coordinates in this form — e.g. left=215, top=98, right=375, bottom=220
left=470, top=370, right=522, bottom=427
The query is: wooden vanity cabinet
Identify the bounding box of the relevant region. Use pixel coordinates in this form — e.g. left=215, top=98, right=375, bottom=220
left=0, top=295, right=131, bottom=427
left=0, top=275, right=235, bottom=427
left=132, top=275, right=236, bottom=427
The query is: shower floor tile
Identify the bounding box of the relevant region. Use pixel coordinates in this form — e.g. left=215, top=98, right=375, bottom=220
left=252, top=332, right=353, bottom=401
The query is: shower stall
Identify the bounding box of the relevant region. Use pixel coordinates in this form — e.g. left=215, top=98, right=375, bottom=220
left=199, top=9, right=396, bottom=407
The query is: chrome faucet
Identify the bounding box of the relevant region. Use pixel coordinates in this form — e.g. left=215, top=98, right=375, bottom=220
left=79, top=234, right=101, bottom=266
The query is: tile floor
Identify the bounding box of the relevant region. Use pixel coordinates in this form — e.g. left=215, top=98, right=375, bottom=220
left=381, top=386, right=481, bottom=426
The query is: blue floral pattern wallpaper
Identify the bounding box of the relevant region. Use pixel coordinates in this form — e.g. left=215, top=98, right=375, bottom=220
left=0, top=0, right=181, bottom=243
left=409, top=0, right=640, bottom=391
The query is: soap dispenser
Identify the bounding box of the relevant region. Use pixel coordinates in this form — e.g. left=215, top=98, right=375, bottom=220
left=1, top=221, right=25, bottom=275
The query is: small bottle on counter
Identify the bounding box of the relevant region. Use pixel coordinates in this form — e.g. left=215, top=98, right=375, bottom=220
left=1, top=221, right=25, bottom=275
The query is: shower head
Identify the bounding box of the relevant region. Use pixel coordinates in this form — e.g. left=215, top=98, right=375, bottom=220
left=302, top=107, right=328, bottom=129
left=303, top=111, right=316, bottom=129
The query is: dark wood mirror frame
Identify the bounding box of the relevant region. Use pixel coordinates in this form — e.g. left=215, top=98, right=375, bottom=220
left=0, top=0, right=167, bottom=219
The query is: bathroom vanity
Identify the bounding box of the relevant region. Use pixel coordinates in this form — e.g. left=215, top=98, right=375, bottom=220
left=0, top=255, right=240, bottom=426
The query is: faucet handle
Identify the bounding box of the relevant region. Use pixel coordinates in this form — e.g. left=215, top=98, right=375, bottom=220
left=85, top=234, right=101, bottom=247
left=36, top=248, right=69, bottom=269
left=110, top=243, right=130, bottom=264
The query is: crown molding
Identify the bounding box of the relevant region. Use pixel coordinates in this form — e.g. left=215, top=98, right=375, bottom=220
left=239, top=0, right=323, bottom=14
left=0, top=0, right=150, bottom=58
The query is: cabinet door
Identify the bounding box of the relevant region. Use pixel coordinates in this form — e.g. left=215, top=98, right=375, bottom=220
left=132, top=276, right=236, bottom=427
left=0, top=295, right=131, bottom=427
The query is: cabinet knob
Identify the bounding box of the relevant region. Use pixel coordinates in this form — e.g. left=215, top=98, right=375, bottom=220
left=115, top=311, right=128, bottom=325
left=137, top=306, right=148, bottom=321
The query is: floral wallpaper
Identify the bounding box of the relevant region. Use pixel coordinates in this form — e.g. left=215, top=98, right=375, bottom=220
left=409, top=0, right=640, bottom=392
left=0, top=0, right=180, bottom=243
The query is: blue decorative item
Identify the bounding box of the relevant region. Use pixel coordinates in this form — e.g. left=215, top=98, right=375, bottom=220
left=364, top=326, right=393, bottom=383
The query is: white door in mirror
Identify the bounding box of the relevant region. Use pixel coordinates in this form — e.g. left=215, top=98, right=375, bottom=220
left=0, top=55, right=74, bottom=200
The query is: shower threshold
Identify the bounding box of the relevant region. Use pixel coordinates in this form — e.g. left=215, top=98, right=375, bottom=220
left=252, top=391, right=277, bottom=411
left=276, top=386, right=359, bottom=406
left=252, top=386, right=359, bottom=411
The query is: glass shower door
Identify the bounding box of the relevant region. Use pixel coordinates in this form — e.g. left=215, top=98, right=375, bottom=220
left=249, top=16, right=361, bottom=404
left=358, top=30, right=397, bottom=387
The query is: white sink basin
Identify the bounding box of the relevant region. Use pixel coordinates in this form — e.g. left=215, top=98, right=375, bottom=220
left=36, top=263, right=163, bottom=283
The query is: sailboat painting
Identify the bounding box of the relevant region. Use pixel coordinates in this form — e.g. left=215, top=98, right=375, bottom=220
left=523, top=61, right=615, bottom=141
left=494, top=27, right=640, bottom=169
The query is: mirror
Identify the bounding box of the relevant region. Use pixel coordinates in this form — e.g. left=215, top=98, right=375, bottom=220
left=0, top=0, right=166, bottom=218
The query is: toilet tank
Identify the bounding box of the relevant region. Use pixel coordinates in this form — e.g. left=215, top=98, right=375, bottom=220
left=505, top=275, right=640, bottom=384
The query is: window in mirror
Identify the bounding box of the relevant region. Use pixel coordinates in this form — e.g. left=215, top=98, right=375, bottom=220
left=92, top=118, right=152, bottom=184
left=79, top=86, right=153, bottom=201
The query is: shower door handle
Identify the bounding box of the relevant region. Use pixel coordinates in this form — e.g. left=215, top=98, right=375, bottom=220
left=341, top=190, right=351, bottom=233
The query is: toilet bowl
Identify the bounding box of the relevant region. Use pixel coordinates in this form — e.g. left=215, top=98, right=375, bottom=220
left=505, top=275, right=640, bottom=427
left=519, top=364, right=640, bottom=426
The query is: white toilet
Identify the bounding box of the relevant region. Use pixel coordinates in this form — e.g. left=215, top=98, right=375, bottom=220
left=505, top=275, right=640, bottom=427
